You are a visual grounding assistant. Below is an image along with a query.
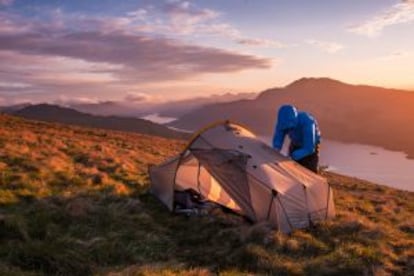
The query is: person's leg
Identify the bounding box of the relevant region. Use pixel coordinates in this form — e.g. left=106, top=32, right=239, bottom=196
left=297, top=146, right=319, bottom=173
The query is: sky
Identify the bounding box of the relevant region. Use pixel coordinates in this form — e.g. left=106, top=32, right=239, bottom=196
left=0, top=0, right=414, bottom=105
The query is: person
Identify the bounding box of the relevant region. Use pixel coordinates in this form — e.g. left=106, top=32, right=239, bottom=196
left=272, top=104, right=321, bottom=173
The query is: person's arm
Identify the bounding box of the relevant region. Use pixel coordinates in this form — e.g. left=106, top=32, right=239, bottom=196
left=272, top=124, right=285, bottom=150
left=291, top=123, right=316, bottom=160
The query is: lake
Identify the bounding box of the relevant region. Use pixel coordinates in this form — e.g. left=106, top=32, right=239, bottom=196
left=260, top=137, right=414, bottom=192
left=319, top=140, right=414, bottom=192
left=141, top=113, right=177, bottom=124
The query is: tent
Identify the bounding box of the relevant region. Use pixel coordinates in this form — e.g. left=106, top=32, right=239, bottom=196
left=149, top=121, right=335, bottom=233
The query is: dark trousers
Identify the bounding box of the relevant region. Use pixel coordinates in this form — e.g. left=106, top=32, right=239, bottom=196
left=289, top=144, right=320, bottom=173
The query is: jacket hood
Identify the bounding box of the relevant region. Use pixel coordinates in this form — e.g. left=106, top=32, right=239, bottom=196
left=277, top=105, right=298, bottom=130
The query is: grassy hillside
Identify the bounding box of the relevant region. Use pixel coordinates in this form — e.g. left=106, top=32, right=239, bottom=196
left=0, top=115, right=413, bottom=275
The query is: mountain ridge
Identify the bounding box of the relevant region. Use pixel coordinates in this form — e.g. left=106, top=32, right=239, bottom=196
left=68, top=92, right=257, bottom=118
left=171, top=77, right=414, bottom=158
left=9, top=104, right=188, bottom=140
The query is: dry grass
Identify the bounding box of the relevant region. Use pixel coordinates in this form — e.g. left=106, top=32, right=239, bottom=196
left=0, top=114, right=413, bottom=275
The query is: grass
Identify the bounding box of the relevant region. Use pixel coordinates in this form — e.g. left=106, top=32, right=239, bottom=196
left=0, top=114, right=413, bottom=275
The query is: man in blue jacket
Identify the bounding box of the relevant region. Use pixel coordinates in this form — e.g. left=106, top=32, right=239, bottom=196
left=272, top=104, right=321, bottom=173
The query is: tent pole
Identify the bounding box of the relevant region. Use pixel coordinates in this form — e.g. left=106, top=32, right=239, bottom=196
left=266, top=190, right=277, bottom=220
left=325, top=183, right=331, bottom=219
left=303, top=186, right=312, bottom=226
left=276, top=195, right=294, bottom=232
left=197, top=161, right=202, bottom=195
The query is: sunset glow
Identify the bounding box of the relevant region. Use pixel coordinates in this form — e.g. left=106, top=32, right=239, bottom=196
left=0, top=0, right=413, bottom=104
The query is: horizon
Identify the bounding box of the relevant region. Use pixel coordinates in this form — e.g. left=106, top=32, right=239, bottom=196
left=1, top=0, right=414, bottom=105
left=2, top=77, right=414, bottom=107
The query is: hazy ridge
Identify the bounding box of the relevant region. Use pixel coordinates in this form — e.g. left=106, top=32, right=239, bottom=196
left=171, top=78, right=414, bottom=158
left=7, top=104, right=189, bottom=140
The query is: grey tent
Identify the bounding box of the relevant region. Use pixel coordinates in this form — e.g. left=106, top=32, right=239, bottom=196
left=149, top=121, right=335, bottom=233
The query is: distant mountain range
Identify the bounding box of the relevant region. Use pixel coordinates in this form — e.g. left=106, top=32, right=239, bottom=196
left=6, top=104, right=188, bottom=140
left=68, top=92, right=257, bottom=118
left=170, top=78, right=414, bottom=158
left=0, top=103, right=31, bottom=113
left=3, top=78, right=414, bottom=158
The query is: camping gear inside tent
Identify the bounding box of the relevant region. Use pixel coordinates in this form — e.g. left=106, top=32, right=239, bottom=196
left=149, top=121, right=335, bottom=233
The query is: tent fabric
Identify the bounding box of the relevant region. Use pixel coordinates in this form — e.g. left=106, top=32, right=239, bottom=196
left=149, top=121, right=335, bottom=233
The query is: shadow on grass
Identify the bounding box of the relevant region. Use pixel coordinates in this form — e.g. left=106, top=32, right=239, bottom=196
left=0, top=188, right=252, bottom=275
left=2, top=170, right=414, bottom=275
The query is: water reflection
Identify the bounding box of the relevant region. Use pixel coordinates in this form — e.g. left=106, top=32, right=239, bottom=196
left=260, top=137, right=414, bottom=192
left=320, top=140, right=414, bottom=192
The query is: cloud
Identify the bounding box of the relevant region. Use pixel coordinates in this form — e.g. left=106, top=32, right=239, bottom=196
left=377, top=50, right=414, bottom=61
left=163, top=0, right=219, bottom=22
left=0, top=5, right=273, bottom=83
left=0, top=2, right=276, bottom=103
left=236, top=38, right=286, bottom=48
left=0, top=32, right=271, bottom=82
left=124, top=92, right=154, bottom=103
left=164, top=1, right=286, bottom=47
left=126, top=9, right=148, bottom=21
left=163, top=0, right=219, bottom=35
left=305, top=39, right=344, bottom=53
left=111, top=0, right=286, bottom=48
left=0, top=81, right=32, bottom=89
left=0, top=50, right=121, bottom=88
left=0, top=12, right=31, bottom=34
left=0, top=27, right=271, bottom=102
left=348, top=1, right=414, bottom=37
left=54, top=95, right=101, bottom=105
left=0, top=1, right=286, bottom=49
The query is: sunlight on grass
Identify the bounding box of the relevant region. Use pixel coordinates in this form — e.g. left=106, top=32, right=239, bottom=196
left=0, top=115, right=413, bottom=275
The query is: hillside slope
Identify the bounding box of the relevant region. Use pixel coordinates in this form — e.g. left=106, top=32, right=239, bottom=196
left=171, top=78, right=414, bottom=158
left=0, top=115, right=413, bottom=275
left=10, top=104, right=188, bottom=140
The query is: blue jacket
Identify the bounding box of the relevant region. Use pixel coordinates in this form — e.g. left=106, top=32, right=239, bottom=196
left=272, top=105, right=320, bottom=160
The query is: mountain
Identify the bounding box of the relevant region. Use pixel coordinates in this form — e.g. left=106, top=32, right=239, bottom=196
left=11, top=104, right=189, bottom=140
left=69, top=101, right=145, bottom=117
left=0, top=102, right=32, bottom=113
left=0, top=114, right=412, bottom=275
left=171, top=78, right=414, bottom=158
left=154, top=92, right=258, bottom=117
left=69, top=92, right=257, bottom=118
left=0, top=93, right=257, bottom=121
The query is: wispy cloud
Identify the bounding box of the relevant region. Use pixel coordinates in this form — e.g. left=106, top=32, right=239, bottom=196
left=236, top=38, right=287, bottom=48
left=377, top=50, right=414, bottom=61
left=124, top=92, right=160, bottom=103
left=0, top=7, right=271, bottom=100
left=0, top=81, right=31, bottom=89
left=163, top=0, right=219, bottom=23
left=349, top=1, right=414, bottom=37
left=0, top=1, right=278, bottom=103
left=113, top=0, right=287, bottom=48
left=305, top=39, right=344, bottom=53
left=0, top=50, right=122, bottom=99
left=54, top=95, right=101, bottom=106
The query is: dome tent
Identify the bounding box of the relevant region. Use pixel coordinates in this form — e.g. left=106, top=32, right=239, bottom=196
left=149, top=121, right=335, bottom=233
